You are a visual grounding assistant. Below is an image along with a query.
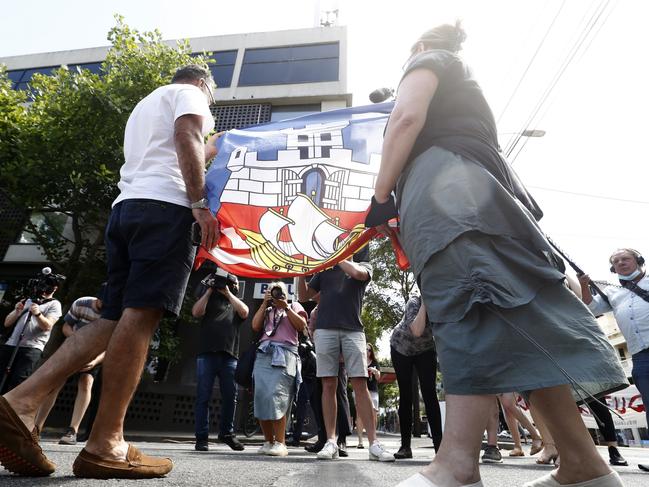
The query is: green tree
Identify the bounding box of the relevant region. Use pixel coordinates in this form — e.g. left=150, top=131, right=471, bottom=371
left=0, top=15, right=211, bottom=302
left=361, top=236, right=416, bottom=345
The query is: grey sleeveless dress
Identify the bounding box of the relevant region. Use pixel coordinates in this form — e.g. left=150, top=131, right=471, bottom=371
left=396, top=50, right=627, bottom=398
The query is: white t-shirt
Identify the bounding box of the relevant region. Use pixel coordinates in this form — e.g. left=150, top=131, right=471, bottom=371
left=6, top=299, right=63, bottom=352
left=113, top=83, right=215, bottom=208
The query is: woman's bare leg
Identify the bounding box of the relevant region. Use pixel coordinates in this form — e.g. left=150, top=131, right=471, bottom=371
left=528, top=401, right=558, bottom=462
left=259, top=420, right=274, bottom=443
left=419, top=394, right=493, bottom=486
left=528, top=385, right=611, bottom=483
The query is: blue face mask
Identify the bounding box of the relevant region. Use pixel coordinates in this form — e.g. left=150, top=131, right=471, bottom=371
left=618, top=268, right=642, bottom=281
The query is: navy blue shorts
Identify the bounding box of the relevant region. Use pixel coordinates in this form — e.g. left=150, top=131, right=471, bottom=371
left=101, top=199, right=196, bottom=321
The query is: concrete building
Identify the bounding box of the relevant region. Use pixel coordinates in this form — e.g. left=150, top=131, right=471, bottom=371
left=0, top=26, right=349, bottom=436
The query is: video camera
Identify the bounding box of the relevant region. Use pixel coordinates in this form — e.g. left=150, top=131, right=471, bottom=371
left=201, top=268, right=239, bottom=295
left=22, top=267, right=66, bottom=304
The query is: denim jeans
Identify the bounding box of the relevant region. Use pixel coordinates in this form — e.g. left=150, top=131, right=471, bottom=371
left=195, top=352, right=238, bottom=440
left=631, top=348, right=649, bottom=428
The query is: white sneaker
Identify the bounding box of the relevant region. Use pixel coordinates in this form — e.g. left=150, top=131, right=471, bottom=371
left=316, top=440, right=339, bottom=460
left=257, top=441, right=272, bottom=455
left=267, top=442, right=289, bottom=457
left=369, top=441, right=395, bottom=462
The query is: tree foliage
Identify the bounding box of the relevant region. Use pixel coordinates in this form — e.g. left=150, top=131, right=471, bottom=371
left=0, top=15, right=210, bottom=302
left=361, top=236, right=416, bottom=346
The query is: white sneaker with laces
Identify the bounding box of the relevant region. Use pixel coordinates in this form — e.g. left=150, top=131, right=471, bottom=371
left=267, top=442, right=289, bottom=457
left=257, top=441, right=272, bottom=455
left=369, top=441, right=395, bottom=462
left=316, top=440, right=339, bottom=460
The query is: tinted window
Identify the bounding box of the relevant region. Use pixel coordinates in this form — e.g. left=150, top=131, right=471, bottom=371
left=73, top=62, right=102, bottom=74
left=239, top=42, right=339, bottom=86
left=270, top=104, right=320, bottom=122
left=193, top=50, right=237, bottom=88
left=7, top=70, right=24, bottom=84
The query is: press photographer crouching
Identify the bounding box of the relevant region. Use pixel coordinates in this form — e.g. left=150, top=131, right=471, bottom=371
left=251, top=281, right=307, bottom=456
left=0, top=268, right=65, bottom=394
left=192, top=268, right=248, bottom=452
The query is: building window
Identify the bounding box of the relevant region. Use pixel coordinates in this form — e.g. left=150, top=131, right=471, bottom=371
left=270, top=104, right=320, bottom=122
left=239, top=42, right=339, bottom=86
left=18, top=211, right=68, bottom=245
left=212, top=103, right=271, bottom=132
left=196, top=50, right=237, bottom=88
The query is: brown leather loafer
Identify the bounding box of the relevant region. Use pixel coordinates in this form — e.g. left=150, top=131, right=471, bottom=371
left=0, top=396, right=55, bottom=476
left=73, top=444, right=173, bottom=479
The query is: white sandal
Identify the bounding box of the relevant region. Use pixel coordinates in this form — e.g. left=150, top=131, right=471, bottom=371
left=395, top=473, right=484, bottom=487
left=523, top=471, right=623, bottom=487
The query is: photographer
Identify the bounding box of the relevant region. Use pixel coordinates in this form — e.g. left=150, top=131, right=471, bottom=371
left=251, top=281, right=307, bottom=457
left=192, top=269, right=248, bottom=452
left=0, top=273, right=63, bottom=394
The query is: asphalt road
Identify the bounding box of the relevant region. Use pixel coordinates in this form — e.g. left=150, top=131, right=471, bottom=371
left=0, top=436, right=648, bottom=486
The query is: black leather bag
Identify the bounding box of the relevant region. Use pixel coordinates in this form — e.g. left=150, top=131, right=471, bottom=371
left=235, top=342, right=258, bottom=388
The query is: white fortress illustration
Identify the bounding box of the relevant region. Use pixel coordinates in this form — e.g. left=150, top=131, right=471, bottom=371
left=222, top=120, right=381, bottom=212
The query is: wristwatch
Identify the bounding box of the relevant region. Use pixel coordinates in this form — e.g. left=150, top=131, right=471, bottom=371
left=191, top=198, right=209, bottom=210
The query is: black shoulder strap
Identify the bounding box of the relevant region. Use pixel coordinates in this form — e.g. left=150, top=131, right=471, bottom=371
left=621, top=279, right=649, bottom=304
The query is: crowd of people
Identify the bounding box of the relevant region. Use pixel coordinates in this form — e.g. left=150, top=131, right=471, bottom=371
left=0, top=20, right=647, bottom=487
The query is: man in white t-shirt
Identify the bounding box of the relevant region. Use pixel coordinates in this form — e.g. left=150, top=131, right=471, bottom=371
left=0, top=65, right=220, bottom=479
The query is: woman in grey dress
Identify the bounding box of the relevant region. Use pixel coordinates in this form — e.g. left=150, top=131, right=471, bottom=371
left=366, top=22, right=627, bottom=487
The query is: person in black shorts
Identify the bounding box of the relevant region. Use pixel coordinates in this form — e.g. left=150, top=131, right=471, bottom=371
left=0, top=64, right=222, bottom=479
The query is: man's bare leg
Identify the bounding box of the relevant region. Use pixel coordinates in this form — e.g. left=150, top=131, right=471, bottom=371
left=4, top=318, right=117, bottom=431
left=321, top=376, right=338, bottom=442
left=350, top=378, right=378, bottom=444
left=84, top=307, right=162, bottom=460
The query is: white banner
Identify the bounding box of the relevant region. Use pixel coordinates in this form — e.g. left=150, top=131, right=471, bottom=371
left=579, top=385, right=646, bottom=430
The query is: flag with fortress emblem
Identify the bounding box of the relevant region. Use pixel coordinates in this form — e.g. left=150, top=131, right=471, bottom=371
left=195, top=102, right=396, bottom=278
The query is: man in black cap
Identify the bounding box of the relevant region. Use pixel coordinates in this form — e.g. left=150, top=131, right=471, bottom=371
left=192, top=269, right=248, bottom=451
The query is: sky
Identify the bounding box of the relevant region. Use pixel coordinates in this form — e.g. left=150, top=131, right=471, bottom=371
left=1, top=1, right=647, bottom=295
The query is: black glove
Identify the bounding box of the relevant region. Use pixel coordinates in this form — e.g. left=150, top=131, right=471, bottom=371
left=365, top=195, right=398, bottom=227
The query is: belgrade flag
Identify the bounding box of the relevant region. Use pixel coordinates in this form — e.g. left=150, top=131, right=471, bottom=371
left=195, top=102, right=402, bottom=278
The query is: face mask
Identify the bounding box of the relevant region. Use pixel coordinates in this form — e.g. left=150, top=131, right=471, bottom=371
left=618, top=268, right=642, bottom=281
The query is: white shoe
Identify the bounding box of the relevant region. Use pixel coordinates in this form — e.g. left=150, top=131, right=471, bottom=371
left=369, top=441, right=395, bottom=462
left=523, top=471, right=623, bottom=487
left=316, top=440, right=339, bottom=460
left=395, top=473, right=484, bottom=487
left=267, top=442, right=289, bottom=457
left=257, top=441, right=272, bottom=455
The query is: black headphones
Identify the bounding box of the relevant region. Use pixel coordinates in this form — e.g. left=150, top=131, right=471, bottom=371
left=609, top=248, right=645, bottom=273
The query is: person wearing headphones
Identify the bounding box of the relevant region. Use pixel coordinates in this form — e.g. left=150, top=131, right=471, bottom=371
left=579, top=248, right=649, bottom=472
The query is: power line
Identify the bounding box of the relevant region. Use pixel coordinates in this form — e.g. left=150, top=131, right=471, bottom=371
left=496, top=0, right=567, bottom=125
left=528, top=185, right=649, bottom=204
left=505, top=0, right=613, bottom=162
left=507, top=0, right=610, bottom=158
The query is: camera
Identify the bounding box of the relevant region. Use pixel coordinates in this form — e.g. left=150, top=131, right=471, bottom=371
left=201, top=268, right=238, bottom=295
left=269, top=284, right=286, bottom=300
left=21, top=267, right=65, bottom=303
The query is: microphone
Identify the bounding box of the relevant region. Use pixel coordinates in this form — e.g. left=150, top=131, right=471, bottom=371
left=369, top=87, right=394, bottom=103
